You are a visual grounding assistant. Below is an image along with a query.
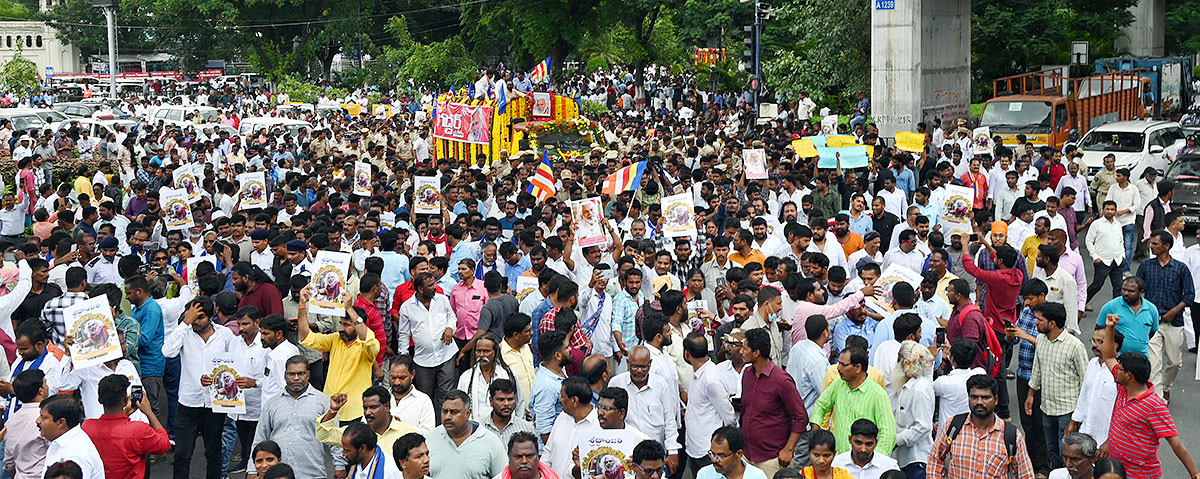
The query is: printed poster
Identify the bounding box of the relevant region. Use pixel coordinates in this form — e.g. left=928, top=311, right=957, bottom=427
left=353, top=161, right=372, bottom=196
left=160, top=187, right=195, bottom=231
left=380, top=212, right=396, bottom=231
left=64, top=296, right=122, bottom=369
left=208, top=355, right=246, bottom=414
left=939, top=184, right=975, bottom=237
left=531, top=92, right=552, bottom=117
left=866, top=264, right=923, bottom=313
left=572, top=197, right=607, bottom=247
left=820, top=115, right=838, bottom=135
left=577, top=429, right=635, bottom=479
left=971, top=126, right=993, bottom=156
left=173, top=163, right=201, bottom=202
left=308, top=251, right=352, bottom=317
left=660, top=193, right=696, bottom=238
left=237, top=172, right=267, bottom=210
left=744, top=148, right=767, bottom=179
left=515, top=275, right=539, bottom=301
left=186, top=256, right=217, bottom=290
left=413, top=176, right=441, bottom=215
left=433, top=101, right=494, bottom=144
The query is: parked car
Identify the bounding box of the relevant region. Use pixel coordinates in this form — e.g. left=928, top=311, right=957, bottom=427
left=1079, top=120, right=1185, bottom=180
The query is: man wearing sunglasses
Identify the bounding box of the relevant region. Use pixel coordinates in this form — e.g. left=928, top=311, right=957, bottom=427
left=630, top=440, right=669, bottom=479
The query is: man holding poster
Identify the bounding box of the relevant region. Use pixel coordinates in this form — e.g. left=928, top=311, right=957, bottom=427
left=299, top=287, right=381, bottom=423
left=164, top=296, right=237, bottom=479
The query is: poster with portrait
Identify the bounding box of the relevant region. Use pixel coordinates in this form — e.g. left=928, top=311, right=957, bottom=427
left=172, top=163, right=201, bottom=202
left=866, top=264, right=923, bottom=313
left=515, top=275, right=539, bottom=301
left=413, top=176, right=441, bottom=215
left=531, top=92, right=552, bottom=117
left=63, top=296, right=122, bottom=369
left=939, top=184, right=976, bottom=237
left=186, top=256, right=217, bottom=290
left=820, top=115, right=839, bottom=135
left=577, top=429, right=635, bottom=479
left=659, top=193, right=696, bottom=239
left=971, top=126, right=993, bottom=156
left=208, top=355, right=246, bottom=414
left=353, top=161, right=372, bottom=196
left=380, top=212, right=396, bottom=231
left=159, top=187, right=195, bottom=232
left=744, top=148, right=768, bottom=179
left=308, top=251, right=352, bottom=317
left=237, top=172, right=267, bottom=210
left=572, top=197, right=607, bottom=247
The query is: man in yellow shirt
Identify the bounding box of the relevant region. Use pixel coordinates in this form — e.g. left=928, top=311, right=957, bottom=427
left=299, top=288, right=380, bottom=422
left=729, top=229, right=767, bottom=267
left=316, top=386, right=418, bottom=452
left=73, top=166, right=95, bottom=201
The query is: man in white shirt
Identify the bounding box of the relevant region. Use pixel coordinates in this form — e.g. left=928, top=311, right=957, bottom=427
left=831, top=418, right=899, bottom=479
left=163, top=295, right=237, bottom=479
left=4, top=321, right=64, bottom=423
left=1086, top=201, right=1126, bottom=303
left=395, top=272, right=458, bottom=416
left=257, top=315, right=300, bottom=402
left=876, top=173, right=909, bottom=219
left=1106, top=168, right=1140, bottom=269
left=248, top=229, right=275, bottom=280
left=610, top=343, right=683, bottom=471
left=682, top=332, right=736, bottom=472
left=881, top=230, right=926, bottom=274
left=387, top=356, right=436, bottom=433
left=1065, top=328, right=1119, bottom=445
left=931, top=338, right=986, bottom=427
left=545, top=377, right=600, bottom=478
left=37, top=395, right=105, bottom=479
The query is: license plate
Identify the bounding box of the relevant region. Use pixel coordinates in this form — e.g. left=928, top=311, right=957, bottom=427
left=1184, top=215, right=1200, bottom=224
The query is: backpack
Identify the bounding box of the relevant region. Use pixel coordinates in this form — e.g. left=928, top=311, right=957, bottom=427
left=956, top=304, right=1005, bottom=377
left=941, top=413, right=1018, bottom=478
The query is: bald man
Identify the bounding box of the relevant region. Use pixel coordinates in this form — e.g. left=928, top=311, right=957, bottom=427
left=580, top=354, right=610, bottom=404
left=609, top=346, right=683, bottom=472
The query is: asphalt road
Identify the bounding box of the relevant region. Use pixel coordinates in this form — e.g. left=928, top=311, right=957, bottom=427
left=149, top=233, right=1200, bottom=479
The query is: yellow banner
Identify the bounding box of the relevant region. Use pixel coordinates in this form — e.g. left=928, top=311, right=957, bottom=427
left=895, top=131, right=925, bottom=153
left=791, top=139, right=818, bottom=158
left=827, top=135, right=857, bottom=148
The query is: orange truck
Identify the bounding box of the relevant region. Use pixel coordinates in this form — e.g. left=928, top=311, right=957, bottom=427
left=979, top=69, right=1148, bottom=149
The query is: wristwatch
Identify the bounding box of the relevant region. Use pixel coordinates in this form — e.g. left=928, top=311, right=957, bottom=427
left=355, top=316, right=364, bottom=324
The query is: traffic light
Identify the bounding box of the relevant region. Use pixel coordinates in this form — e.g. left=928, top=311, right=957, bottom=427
left=741, top=25, right=755, bottom=72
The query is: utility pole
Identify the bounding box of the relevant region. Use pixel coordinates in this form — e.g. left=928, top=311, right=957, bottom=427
left=753, top=0, right=761, bottom=117
left=92, top=0, right=119, bottom=97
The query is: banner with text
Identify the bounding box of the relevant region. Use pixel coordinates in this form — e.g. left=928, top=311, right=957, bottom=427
left=433, top=102, right=494, bottom=145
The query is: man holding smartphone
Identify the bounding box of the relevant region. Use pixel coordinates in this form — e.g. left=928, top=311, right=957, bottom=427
left=81, top=374, right=172, bottom=479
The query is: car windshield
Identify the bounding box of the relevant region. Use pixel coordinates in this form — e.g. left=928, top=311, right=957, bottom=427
left=1080, top=131, right=1144, bottom=153
left=4, top=114, right=44, bottom=132
left=981, top=101, right=1053, bottom=129
left=1168, top=155, right=1200, bottom=179
left=37, top=111, right=69, bottom=122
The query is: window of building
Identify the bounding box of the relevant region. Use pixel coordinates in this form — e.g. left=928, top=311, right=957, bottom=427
left=36, top=36, right=42, bottom=47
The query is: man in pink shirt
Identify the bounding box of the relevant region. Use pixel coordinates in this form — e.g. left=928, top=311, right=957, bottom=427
left=789, top=277, right=877, bottom=345
left=4, top=369, right=49, bottom=479
left=450, top=258, right=488, bottom=370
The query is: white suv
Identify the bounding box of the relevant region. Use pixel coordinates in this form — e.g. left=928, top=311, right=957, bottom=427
left=1079, top=120, right=1185, bottom=180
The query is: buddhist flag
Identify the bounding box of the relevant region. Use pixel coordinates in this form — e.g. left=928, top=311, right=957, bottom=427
left=526, top=152, right=556, bottom=202
left=895, top=131, right=925, bottom=153
left=530, top=57, right=551, bottom=84
left=601, top=161, right=647, bottom=195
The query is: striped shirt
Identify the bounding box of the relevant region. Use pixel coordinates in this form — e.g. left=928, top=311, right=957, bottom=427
left=1013, top=307, right=1037, bottom=380
left=612, top=290, right=642, bottom=347
left=1108, top=369, right=1177, bottom=479
left=812, top=377, right=897, bottom=455
left=1028, top=331, right=1089, bottom=416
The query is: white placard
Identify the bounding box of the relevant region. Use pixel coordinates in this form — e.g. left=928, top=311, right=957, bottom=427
left=380, top=212, right=396, bottom=231
left=867, top=264, right=924, bottom=313
left=413, top=176, right=441, bottom=215
left=353, top=161, right=372, bottom=196
left=577, top=429, right=636, bottom=479
left=972, top=126, right=993, bottom=156
left=237, top=172, right=267, bottom=210
left=660, top=193, right=696, bottom=239
left=571, top=197, right=607, bottom=247
left=515, top=275, right=539, bottom=301
left=208, top=355, right=246, bottom=414
left=744, top=148, right=768, bottom=179
left=186, top=256, right=217, bottom=290
left=939, top=184, right=976, bottom=237
left=173, top=163, right=201, bottom=202
left=308, top=251, right=352, bottom=317
left=160, top=187, right=195, bottom=231
left=820, top=115, right=838, bottom=135
left=64, top=296, right=122, bottom=370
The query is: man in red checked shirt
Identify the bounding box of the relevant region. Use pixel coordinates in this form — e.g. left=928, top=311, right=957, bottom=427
left=81, top=375, right=171, bottom=479
left=537, top=281, right=590, bottom=374
left=1099, top=315, right=1200, bottom=479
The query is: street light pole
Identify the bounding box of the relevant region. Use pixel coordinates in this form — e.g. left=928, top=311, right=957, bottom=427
left=103, top=4, right=116, bottom=97
left=753, top=0, right=761, bottom=118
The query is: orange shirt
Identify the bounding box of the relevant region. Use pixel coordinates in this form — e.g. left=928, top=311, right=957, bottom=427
left=729, top=248, right=766, bottom=268
left=839, top=231, right=865, bottom=258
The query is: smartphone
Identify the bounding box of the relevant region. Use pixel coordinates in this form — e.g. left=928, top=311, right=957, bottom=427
left=969, top=233, right=979, bottom=242
left=1002, top=318, right=1014, bottom=329
left=597, top=264, right=615, bottom=280
left=131, top=385, right=144, bottom=405
left=935, top=327, right=947, bottom=347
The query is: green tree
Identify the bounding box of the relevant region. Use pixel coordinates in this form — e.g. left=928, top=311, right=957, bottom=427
left=0, top=0, right=32, bottom=20
left=1166, top=0, right=1200, bottom=56
left=41, top=0, right=154, bottom=69
left=761, top=0, right=870, bottom=109
left=373, top=16, right=477, bottom=89
left=1, top=52, right=41, bottom=99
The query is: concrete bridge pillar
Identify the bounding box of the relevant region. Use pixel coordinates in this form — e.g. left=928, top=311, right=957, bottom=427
left=871, top=0, right=971, bottom=139
left=1116, top=0, right=1165, bottom=57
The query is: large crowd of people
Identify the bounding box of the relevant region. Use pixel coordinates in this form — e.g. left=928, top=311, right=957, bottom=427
left=0, top=65, right=1197, bottom=479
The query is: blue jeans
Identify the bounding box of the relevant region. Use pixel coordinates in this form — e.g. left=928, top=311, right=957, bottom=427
left=902, top=462, right=927, bottom=479
left=1043, top=412, right=1073, bottom=470
left=1122, top=224, right=1135, bottom=271
left=221, top=418, right=237, bottom=475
